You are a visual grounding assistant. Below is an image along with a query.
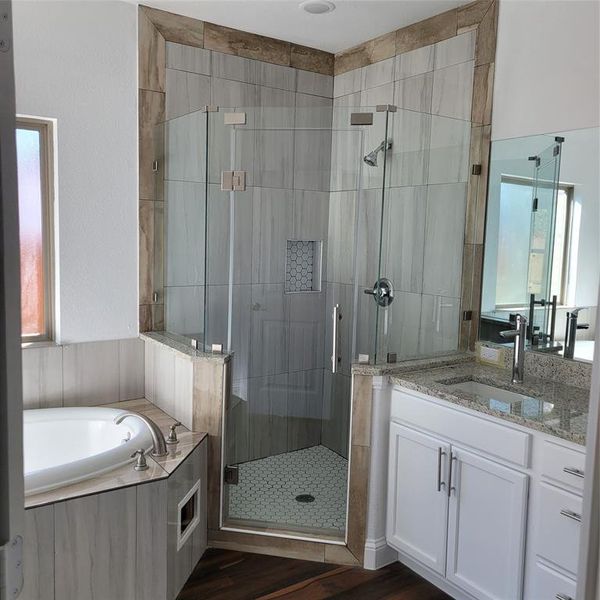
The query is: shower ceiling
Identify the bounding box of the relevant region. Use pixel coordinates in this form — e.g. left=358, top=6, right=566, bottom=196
left=132, top=0, right=473, bottom=53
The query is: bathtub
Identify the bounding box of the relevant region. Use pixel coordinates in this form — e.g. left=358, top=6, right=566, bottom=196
left=23, top=407, right=154, bottom=496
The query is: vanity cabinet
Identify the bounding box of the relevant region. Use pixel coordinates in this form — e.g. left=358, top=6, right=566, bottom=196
left=387, top=420, right=528, bottom=600
left=387, top=386, right=586, bottom=600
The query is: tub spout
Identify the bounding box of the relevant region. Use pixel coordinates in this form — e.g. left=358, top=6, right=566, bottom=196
left=114, top=411, right=168, bottom=457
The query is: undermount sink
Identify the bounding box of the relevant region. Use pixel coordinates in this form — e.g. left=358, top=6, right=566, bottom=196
left=447, top=380, right=554, bottom=416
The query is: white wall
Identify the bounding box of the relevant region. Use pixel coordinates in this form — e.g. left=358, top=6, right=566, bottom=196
left=493, top=0, right=600, bottom=141
left=12, top=1, right=138, bottom=343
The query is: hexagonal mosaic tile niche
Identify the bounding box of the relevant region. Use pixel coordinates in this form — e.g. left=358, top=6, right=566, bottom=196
left=285, top=240, right=322, bottom=293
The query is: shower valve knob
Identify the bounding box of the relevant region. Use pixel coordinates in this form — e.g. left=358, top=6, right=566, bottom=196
left=167, top=421, right=182, bottom=445
left=131, top=449, right=149, bottom=471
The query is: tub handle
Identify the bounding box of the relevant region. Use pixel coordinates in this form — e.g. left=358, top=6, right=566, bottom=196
left=167, top=421, right=182, bottom=446
left=131, top=449, right=149, bottom=471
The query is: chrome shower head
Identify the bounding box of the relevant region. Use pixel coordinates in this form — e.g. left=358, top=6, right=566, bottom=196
left=363, top=139, right=392, bottom=167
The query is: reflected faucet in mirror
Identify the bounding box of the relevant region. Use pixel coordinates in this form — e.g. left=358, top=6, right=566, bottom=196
left=564, top=308, right=590, bottom=359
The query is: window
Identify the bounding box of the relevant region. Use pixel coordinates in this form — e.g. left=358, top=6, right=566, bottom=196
left=495, top=177, right=573, bottom=308
left=16, top=117, right=54, bottom=341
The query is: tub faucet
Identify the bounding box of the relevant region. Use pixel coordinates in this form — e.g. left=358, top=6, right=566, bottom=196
left=500, top=314, right=528, bottom=384
left=564, top=308, right=590, bottom=359
left=114, top=411, right=168, bottom=457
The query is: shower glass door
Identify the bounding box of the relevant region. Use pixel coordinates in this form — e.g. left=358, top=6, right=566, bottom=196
left=212, top=104, right=388, bottom=541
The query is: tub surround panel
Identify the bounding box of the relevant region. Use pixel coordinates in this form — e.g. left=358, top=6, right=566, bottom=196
left=21, top=505, right=54, bottom=600
left=24, top=438, right=208, bottom=600
left=55, top=486, right=138, bottom=600
left=23, top=338, right=145, bottom=410
left=136, top=480, right=169, bottom=600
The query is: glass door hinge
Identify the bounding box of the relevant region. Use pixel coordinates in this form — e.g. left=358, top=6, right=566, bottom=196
left=471, top=164, right=482, bottom=175
left=202, top=105, right=219, bottom=112
left=224, top=465, right=239, bottom=485
left=152, top=160, right=159, bottom=173
left=462, top=310, right=473, bottom=321
left=221, top=171, right=246, bottom=191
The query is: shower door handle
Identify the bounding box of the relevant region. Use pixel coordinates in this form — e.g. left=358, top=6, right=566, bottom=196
left=331, top=304, right=341, bottom=373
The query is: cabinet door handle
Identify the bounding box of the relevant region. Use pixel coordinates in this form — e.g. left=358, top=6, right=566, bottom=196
left=447, top=452, right=457, bottom=497
left=437, top=447, right=446, bottom=492
left=560, top=508, right=582, bottom=523
left=555, top=594, right=574, bottom=600
left=563, top=466, right=584, bottom=478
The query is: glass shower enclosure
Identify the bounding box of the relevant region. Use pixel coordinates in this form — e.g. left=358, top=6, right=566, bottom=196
left=154, top=98, right=468, bottom=541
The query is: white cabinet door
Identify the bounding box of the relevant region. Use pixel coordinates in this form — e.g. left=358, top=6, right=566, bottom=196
left=446, top=447, right=529, bottom=600
left=386, top=422, right=450, bottom=575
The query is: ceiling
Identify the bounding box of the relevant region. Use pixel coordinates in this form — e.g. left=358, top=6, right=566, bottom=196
left=133, top=0, right=472, bottom=54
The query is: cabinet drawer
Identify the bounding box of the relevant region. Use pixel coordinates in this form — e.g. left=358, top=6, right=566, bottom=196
left=537, top=483, right=582, bottom=576
left=528, top=561, right=576, bottom=600
left=391, top=389, right=531, bottom=467
left=541, top=440, right=585, bottom=494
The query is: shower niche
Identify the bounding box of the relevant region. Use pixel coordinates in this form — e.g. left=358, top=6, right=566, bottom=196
left=285, top=240, right=323, bottom=294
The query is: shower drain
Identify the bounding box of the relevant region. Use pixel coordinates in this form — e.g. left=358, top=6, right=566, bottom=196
left=295, top=494, right=315, bottom=503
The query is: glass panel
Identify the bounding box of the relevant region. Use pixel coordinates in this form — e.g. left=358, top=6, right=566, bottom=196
left=16, top=126, right=46, bottom=337
left=156, top=110, right=209, bottom=345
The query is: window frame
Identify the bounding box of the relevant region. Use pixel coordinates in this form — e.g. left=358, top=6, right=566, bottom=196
left=495, top=175, right=574, bottom=310
left=16, top=116, right=55, bottom=343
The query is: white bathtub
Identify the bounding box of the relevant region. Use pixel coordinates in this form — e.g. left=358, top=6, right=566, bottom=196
left=23, top=407, right=154, bottom=496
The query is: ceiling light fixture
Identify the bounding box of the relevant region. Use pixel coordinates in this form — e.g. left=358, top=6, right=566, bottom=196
left=300, top=0, right=336, bottom=15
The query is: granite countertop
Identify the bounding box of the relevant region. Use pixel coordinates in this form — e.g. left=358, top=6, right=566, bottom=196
left=390, top=355, right=589, bottom=445
left=26, top=399, right=207, bottom=509
left=142, top=331, right=231, bottom=363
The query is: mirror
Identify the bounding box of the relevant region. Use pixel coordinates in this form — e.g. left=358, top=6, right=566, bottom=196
left=480, top=127, right=600, bottom=363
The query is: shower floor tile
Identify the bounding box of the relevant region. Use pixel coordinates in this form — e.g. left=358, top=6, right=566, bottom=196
left=227, top=445, right=348, bottom=535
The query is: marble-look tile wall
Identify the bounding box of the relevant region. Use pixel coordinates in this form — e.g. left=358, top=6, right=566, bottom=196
left=162, top=44, right=334, bottom=463
left=22, top=338, right=145, bottom=409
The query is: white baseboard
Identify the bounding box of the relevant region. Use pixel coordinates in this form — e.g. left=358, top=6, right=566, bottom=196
left=363, top=537, right=398, bottom=570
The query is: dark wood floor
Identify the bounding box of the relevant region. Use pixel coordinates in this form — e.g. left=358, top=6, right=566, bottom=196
left=177, top=548, right=452, bottom=600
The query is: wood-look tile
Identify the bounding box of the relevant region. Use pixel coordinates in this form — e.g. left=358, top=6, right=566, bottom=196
left=54, top=487, right=137, bottom=600
left=119, top=337, right=145, bottom=401
left=334, top=30, right=396, bottom=76
left=458, top=0, right=493, bottom=33
left=477, top=124, right=492, bottom=244
left=297, top=71, right=334, bottom=99
left=136, top=480, right=168, bottom=600
left=432, top=60, right=474, bottom=121
left=465, top=125, right=483, bottom=245
left=428, top=115, right=470, bottom=184
left=140, top=5, right=204, bottom=48
left=324, top=544, right=361, bottom=566
left=471, top=61, right=495, bottom=125
left=22, top=345, right=63, bottom=409
left=394, top=72, right=433, bottom=113
left=166, top=41, right=211, bottom=75
left=290, top=44, right=334, bottom=76
left=475, top=0, right=498, bottom=66
left=351, top=375, right=373, bottom=447
left=346, top=444, right=370, bottom=560
left=139, top=200, right=154, bottom=305
left=395, top=44, right=434, bottom=80
left=204, top=22, right=291, bottom=67
left=208, top=529, right=325, bottom=562
left=21, top=505, right=54, bottom=600
left=333, top=68, right=363, bottom=98
left=419, top=294, right=461, bottom=355
left=362, top=56, right=395, bottom=90
left=287, top=370, right=323, bottom=451
left=256, top=61, right=297, bottom=91
left=139, top=89, right=165, bottom=201
left=138, top=7, right=165, bottom=93
left=152, top=303, right=165, bottom=331
left=140, top=304, right=152, bottom=333
left=294, top=129, right=332, bottom=192
left=434, top=31, right=476, bottom=69
left=62, top=340, right=120, bottom=407
left=395, top=8, right=458, bottom=55
left=165, top=68, right=211, bottom=120
left=422, top=183, right=467, bottom=298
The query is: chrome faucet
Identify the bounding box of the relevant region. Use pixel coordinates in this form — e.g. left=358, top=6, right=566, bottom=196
left=500, top=314, right=528, bottom=384
left=564, top=308, right=590, bottom=359
left=114, top=411, right=168, bottom=457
